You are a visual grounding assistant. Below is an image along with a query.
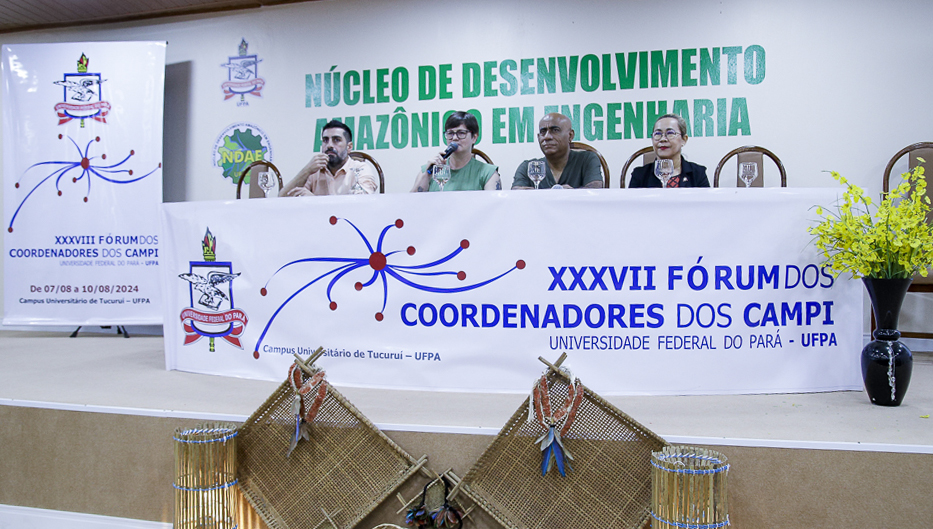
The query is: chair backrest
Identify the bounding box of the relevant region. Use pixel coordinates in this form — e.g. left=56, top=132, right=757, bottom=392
left=713, top=146, right=787, bottom=187
left=237, top=160, right=283, bottom=199
left=472, top=148, right=494, bottom=165
left=883, top=142, right=933, bottom=225
left=349, top=151, right=385, bottom=194
left=883, top=142, right=933, bottom=192
left=619, top=146, right=656, bottom=188
left=570, top=142, right=610, bottom=188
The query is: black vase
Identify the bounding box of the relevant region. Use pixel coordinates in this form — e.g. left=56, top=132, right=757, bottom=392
left=861, top=277, right=913, bottom=406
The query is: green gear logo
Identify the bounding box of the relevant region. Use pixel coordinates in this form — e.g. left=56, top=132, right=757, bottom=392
left=212, top=123, right=273, bottom=184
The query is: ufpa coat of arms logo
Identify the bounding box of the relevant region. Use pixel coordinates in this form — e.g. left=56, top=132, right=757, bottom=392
left=53, top=53, right=110, bottom=127
left=220, top=39, right=265, bottom=106
left=179, top=228, right=248, bottom=351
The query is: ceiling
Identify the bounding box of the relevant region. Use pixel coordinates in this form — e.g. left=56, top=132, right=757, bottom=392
left=0, top=0, right=312, bottom=34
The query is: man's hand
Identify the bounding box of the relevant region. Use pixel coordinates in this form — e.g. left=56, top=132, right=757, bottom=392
left=299, top=154, right=329, bottom=178
left=287, top=187, right=313, bottom=197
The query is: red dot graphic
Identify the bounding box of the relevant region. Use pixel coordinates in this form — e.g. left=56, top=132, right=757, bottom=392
left=58, top=191, right=62, bottom=196
left=81, top=158, right=90, bottom=169
left=95, top=136, right=100, bottom=142
left=130, top=150, right=135, bottom=155
left=83, top=197, right=88, bottom=202
left=407, top=246, right=416, bottom=255
left=58, top=134, right=63, bottom=139
left=460, top=240, right=470, bottom=249
left=355, top=282, right=363, bottom=291
left=14, top=183, right=19, bottom=188
left=457, top=271, right=466, bottom=281
left=329, top=216, right=338, bottom=225
left=128, top=170, right=133, bottom=176
left=159, top=163, right=162, bottom=168
left=329, top=301, right=337, bottom=310
left=7, top=228, right=12, bottom=233
left=253, top=351, right=260, bottom=359
left=72, top=177, right=77, bottom=183
left=260, top=288, right=267, bottom=296
left=516, top=260, right=526, bottom=269
left=375, top=313, right=384, bottom=321
left=369, top=252, right=387, bottom=271
left=101, top=154, right=107, bottom=160
left=395, top=219, right=404, bottom=228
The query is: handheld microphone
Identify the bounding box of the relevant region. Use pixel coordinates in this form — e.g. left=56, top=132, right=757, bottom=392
left=428, top=143, right=459, bottom=175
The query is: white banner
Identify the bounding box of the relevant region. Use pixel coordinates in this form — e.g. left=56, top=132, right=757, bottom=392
left=2, top=42, right=165, bottom=325
left=161, top=189, right=862, bottom=396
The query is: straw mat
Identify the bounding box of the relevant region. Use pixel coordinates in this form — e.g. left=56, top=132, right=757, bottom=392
left=457, top=372, right=668, bottom=529
left=237, top=377, right=425, bottom=529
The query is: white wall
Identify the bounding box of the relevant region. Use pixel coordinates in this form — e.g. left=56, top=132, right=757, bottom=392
left=2, top=0, right=932, bottom=333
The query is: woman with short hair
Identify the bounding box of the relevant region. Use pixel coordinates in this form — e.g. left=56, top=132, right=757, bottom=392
left=628, top=113, right=709, bottom=188
left=411, top=111, right=500, bottom=192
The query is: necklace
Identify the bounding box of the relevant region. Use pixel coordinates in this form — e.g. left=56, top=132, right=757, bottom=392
left=529, top=370, right=584, bottom=477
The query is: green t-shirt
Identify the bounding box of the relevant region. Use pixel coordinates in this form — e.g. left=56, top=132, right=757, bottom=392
left=422, top=158, right=498, bottom=191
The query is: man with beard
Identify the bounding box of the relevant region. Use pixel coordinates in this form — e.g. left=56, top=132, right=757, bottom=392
left=280, top=120, right=378, bottom=196
left=511, top=113, right=603, bottom=190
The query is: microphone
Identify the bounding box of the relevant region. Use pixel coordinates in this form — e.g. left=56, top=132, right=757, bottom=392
left=428, top=143, right=459, bottom=175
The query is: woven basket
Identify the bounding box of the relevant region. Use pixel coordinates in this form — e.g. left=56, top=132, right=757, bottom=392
left=650, top=446, right=729, bottom=529
left=237, top=376, right=426, bottom=529
left=456, top=371, right=668, bottom=529
left=173, top=423, right=239, bottom=529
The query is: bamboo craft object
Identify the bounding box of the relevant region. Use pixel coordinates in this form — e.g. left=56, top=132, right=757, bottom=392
left=650, top=446, right=729, bottom=529
left=173, top=423, right=239, bottom=529
left=236, top=349, right=429, bottom=529
left=452, top=354, right=669, bottom=529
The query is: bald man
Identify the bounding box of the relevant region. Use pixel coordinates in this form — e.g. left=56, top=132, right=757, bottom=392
left=511, top=113, right=603, bottom=190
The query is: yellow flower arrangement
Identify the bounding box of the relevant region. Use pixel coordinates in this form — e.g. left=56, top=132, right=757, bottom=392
left=810, top=163, right=933, bottom=279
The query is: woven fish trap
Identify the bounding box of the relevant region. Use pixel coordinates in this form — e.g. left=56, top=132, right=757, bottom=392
left=173, top=422, right=239, bottom=529
left=650, top=446, right=729, bottom=529
left=237, top=373, right=426, bottom=529
left=457, top=370, right=668, bottom=529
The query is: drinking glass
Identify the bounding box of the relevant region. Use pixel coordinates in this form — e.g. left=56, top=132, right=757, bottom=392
left=258, top=170, right=275, bottom=198
left=527, top=160, right=547, bottom=189
left=654, top=159, right=674, bottom=187
left=433, top=162, right=451, bottom=191
left=740, top=162, right=759, bottom=188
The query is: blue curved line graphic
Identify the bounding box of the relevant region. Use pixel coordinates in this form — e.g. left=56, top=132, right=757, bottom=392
left=264, top=257, right=366, bottom=288
left=326, top=262, right=368, bottom=301
left=336, top=218, right=375, bottom=254
left=375, top=222, right=398, bottom=252
left=253, top=263, right=357, bottom=352
left=389, top=246, right=464, bottom=270
left=383, top=265, right=519, bottom=294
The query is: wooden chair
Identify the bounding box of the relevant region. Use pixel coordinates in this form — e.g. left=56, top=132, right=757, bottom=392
left=880, top=142, right=933, bottom=340
left=236, top=160, right=282, bottom=199
left=349, top=151, right=385, bottom=194
left=472, top=148, right=494, bottom=165
left=619, top=146, right=656, bottom=188
left=713, top=145, right=787, bottom=187
left=571, top=141, right=610, bottom=188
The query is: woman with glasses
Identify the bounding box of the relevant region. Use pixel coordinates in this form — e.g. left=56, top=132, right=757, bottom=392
left=628, top=114, right=709, bottom=188
left=411, top=111, right=500, bottom=192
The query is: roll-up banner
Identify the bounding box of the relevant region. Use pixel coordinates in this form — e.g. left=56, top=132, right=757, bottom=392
left=161, top=189, right=862, bottom=396
left=2, top=42, right=165, bottom=325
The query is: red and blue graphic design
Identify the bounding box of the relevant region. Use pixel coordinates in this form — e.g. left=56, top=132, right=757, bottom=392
left=53, top=53, right=110, bottom=127
left=7, top=135, right=160, bottom=233
left=252, top=216, right=525, bottom=358
left=179, top=229, right=248, bottom=351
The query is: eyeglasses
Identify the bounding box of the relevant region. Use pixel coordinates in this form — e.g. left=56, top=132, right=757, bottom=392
left=652, top=129, right=682, bottom=141
left=444, top=129, right=471, bottom=140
